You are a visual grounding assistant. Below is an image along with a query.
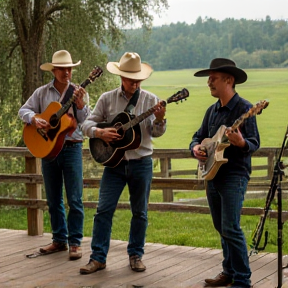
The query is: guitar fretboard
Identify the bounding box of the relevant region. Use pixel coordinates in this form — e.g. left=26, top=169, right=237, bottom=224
left=122, top=101, right=166, bottom=131
left=230, top=100, right=269, bottom=131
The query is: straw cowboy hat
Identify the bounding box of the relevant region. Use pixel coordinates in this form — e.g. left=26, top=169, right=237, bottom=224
left=106, top=52, right=153, bottom=80
left=40, top=50, right=81, bottom=71
left=194, top=58, right=247, bottom=84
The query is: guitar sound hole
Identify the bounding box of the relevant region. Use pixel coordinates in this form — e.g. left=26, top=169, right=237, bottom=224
left=117, top=128, right=124, bottom=139
left=49, top=114, right=59, bottom=128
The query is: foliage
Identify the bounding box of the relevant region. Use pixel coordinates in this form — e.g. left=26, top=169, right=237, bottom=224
left=110, top=17, right=288, bottom=70
left=0, top=0, right=168, bottom=147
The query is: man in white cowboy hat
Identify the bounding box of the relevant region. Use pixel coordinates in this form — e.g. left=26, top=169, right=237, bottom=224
left=80, top=52, right=166, bottom=274
left=18, top=50, right=89, bottom=260
left=189, top=58, right=260, bottom=287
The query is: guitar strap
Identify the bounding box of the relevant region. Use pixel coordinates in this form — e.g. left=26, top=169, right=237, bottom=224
left=124, top=88, right=140, bottom=114
left=60, top=84, right=78, bottom=121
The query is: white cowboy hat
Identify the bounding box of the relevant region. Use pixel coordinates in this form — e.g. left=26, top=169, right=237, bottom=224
left=40, top=50, right=81, bottom=71
left=106, top=52, right=153, bottom=80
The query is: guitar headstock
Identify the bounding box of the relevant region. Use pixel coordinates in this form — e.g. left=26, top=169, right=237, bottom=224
left=167, top=88, right=189, bottom=104
left=88, top=66, right=103, bottom=82
left=80, top=66, right=103, bottom=88
left=251, top=100, right=269, bottom=115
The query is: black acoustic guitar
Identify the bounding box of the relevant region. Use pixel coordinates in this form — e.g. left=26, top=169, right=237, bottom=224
left=89, top=88, right=189, bottom=167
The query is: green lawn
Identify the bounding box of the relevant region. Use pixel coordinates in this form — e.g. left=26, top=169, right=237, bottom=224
left=143, top=68, right=288, bottom=149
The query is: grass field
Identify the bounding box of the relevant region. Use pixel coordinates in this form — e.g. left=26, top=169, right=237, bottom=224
left=142, top=68, right=288, bottom=150
left=1, top=68, right=288, bottom=254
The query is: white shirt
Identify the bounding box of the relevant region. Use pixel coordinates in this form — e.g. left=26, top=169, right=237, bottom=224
left=81, top=87, right=166, bottom=160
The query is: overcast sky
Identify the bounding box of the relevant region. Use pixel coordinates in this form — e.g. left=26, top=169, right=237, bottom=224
left=152, top=0, right=288, bottom=26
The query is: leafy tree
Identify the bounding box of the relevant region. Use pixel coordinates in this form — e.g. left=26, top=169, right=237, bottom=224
left=0, top=0, right=168, bottom=146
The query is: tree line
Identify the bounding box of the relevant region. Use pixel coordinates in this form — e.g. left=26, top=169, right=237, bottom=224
left=109, top=16, right=288, bottom=70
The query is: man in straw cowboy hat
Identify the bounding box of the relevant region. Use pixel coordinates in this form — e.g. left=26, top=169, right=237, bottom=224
left=80, top=52, right=166, bottom=274
left=189, top=58, right=260, bottom=287
left=19, top=50, right=89, bottom=260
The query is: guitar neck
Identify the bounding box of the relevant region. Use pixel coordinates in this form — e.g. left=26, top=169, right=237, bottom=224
left=122, top=101, right=166, bottom=130
left=230, top=101, right=267, bottom=131
left=56, top=79, right=91, bottom=118
left=230, top=114, right=247, bottom=131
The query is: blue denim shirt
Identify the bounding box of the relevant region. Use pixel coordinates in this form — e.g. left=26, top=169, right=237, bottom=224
left=189, top=93, right=260, bottom=180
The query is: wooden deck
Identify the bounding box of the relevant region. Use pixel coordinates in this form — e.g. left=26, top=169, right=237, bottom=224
left=0, top=229, right=287, bottom=288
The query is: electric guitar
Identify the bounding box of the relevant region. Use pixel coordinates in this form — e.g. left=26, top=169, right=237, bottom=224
left=89, top=88, right=189, bottom=168
left=23, top=66, right=103, bottom=159
left=198, top=100, right=269, bottom=180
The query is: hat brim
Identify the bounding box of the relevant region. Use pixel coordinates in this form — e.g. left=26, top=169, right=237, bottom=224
left=106, top=62, right=153, bottom=80
left=194, top=66, right=247, bottom=84
left=40, top=60, right=81, bottom=71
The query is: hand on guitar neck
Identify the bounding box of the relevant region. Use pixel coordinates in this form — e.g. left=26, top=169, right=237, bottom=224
left=73, top=86, right=87, bottom=110
left=224, top=127, right=247, bottom=148
left=154, top=101, right=166, bottom=123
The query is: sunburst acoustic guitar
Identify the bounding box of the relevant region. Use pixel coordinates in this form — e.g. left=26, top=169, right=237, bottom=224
left=23, top=66, right=103, bottom=160
left=198, top=100, right=269, bottom=180
left=89, top=88, right=189, bottom=168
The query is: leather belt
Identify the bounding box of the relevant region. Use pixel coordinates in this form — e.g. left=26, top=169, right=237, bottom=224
left=64, top=140, right=83, bottom=147
left=122, top=155, right=152, bottom=163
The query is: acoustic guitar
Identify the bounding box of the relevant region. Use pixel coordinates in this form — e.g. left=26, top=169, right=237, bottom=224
left=198, top=100, right=269, bottom=180
left=23, top=66, right=103, bottom=160
left=89, top=88, right=189, bottom=168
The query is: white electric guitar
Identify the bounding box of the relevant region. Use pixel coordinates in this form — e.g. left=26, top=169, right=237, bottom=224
left=198, top=100, right=269, bottom=180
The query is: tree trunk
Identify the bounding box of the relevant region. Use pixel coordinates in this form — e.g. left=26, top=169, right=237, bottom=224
left=10, top=0, right=46, bottom=103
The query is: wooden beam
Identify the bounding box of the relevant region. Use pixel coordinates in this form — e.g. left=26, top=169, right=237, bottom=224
left=1, top=198, right=287, bottom=221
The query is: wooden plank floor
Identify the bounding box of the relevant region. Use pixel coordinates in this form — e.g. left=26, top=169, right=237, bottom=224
left=0, top=229, right=287, bottom=288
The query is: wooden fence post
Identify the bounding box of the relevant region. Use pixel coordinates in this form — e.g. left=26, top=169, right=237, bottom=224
left=25, top=156, right=43, bottom=236
left=160, top=157, right=173, bottom=202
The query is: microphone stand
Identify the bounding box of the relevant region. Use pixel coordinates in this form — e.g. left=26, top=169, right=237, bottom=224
left=274, top=129, right=288, bottom=288
left=250, top=128, right=288, bottom=287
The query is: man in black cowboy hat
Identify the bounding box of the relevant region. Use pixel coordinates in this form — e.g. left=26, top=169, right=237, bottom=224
left=189, top=58, right=260, bottom=287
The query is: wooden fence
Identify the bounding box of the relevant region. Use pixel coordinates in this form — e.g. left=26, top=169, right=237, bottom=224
left=0, top=146, right=288, bottom=236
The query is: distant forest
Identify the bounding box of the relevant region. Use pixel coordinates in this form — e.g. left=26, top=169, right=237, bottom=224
left=108, top=16, right=288, bottom=71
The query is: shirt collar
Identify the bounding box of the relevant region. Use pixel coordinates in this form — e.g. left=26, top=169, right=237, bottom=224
left=215, top=93, right=239, bottom=112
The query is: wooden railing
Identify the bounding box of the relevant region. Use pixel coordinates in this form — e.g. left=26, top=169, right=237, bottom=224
left=1, top=146, right=288, bottom=235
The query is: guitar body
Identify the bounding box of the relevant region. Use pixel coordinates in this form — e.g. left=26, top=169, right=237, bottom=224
left=23, top=102, right=77, bottom=159
left=89, top=88, right=190, bottom=167
left=89, top=112, right=142, bottom=167
left=199, top=125, right=230, bottom=180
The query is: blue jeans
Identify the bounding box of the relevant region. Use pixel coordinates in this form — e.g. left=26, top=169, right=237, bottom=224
left=90, top=157, right=153, bottom=263
left=206, top=175, right=251, bottom=287
left=42, top=143, right=84, bottom=246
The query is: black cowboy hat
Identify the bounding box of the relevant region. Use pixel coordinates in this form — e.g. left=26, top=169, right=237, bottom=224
left=194, top=58, right=247, bottom=84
